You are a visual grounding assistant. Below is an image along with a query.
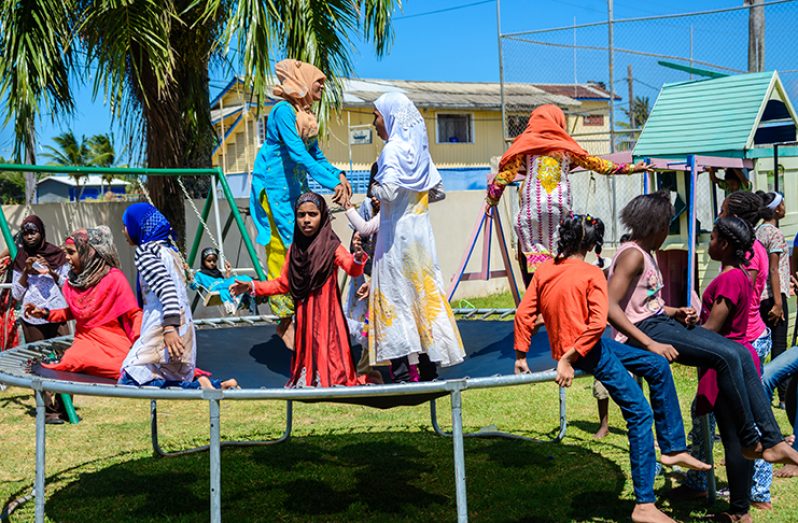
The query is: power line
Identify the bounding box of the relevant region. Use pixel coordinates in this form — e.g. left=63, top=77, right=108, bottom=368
left=394, top=0, right=494, bottom=21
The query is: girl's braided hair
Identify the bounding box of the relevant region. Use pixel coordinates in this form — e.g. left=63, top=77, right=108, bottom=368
left=714, top=216, right=754, bottom=266
left=723, top=191, right=764, bottom=226
left=557, top=214, right=606, bottom=267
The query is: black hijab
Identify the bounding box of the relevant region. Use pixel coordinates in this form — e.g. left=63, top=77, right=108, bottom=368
left=12, top=215, right=67, bottom=272
left=200, top=247, right=225, bottom=279
left=288, top=193, right=341, bottom=302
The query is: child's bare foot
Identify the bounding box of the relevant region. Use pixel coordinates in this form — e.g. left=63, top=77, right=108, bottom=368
left=762, top=441, right=798, bottom=465
left=742, top=442, right=764, bottom=461
left=774, top=464, right=798, bottom=478
left=631, top=503, right=675, bottom=523
left=197, top=376, right=215, bottom=389
left=594, top=424, right=610, bottom=439
left=661, top=451, right=711, bottom=471
left=220, top=379, right=239, bottom=390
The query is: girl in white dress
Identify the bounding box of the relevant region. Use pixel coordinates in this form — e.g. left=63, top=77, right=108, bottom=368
left=364, top=92, right=464, bottom=382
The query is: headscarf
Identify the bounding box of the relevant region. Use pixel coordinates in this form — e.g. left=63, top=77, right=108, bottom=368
left=122, top=203, right=176, bottom=247
left=499, top=104, right=588, bottom=170
left=288, top=192, right=341, bottom=302
left=273, top=59, right=326, bottom=141
left=200, top=247, right=224, bottom=279
left=66, top=226, right=121, bottom=289
left=12, top=215, right=67, bottom=272
left=374, top=92, right=442, bottom=192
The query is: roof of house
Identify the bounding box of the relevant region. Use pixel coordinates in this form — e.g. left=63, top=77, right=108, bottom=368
left=38, top=175, right=129, bottom=187
left=209, top=77, right=621, bottom=118
left=633, top=71, right=797, bottom=158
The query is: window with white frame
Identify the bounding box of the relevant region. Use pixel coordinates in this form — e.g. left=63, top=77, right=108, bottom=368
left=257, top=116, right=268, bottom=146
left=436, top=114, right=473, bottom=143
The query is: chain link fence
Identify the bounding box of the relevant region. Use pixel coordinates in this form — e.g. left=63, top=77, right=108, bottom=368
left=500, top=0, right=798, bottom=242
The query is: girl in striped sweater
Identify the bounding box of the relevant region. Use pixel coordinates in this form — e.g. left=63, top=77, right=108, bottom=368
left=119, top=203, right=235, bottom=390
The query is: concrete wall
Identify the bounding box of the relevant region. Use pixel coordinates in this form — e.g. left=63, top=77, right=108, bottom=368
left=2, top=191, right=523, bottom=317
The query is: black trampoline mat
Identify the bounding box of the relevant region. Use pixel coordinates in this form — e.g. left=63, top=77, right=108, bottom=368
left=27, top=320, right=558, bottom=409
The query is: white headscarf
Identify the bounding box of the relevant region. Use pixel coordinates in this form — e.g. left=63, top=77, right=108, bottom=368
left=374, top=92, right=442, bottom=192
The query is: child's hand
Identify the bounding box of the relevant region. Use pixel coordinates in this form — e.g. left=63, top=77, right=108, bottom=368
left=224, top=260, right=232, bottom=271
left=356, top=280, right=370, bottom=301
left=555, top=357, right=575, bottom=387
left=229, top=279, right=252, bottom=296
left=163, top=328, right=185, bottom=360
left=24, top=303, right=48, bottom=319
left=646, top=340, right=679, bottom=362
left=673, top=306, right=698, bottom=326
left=514, top=351, right=530, bottom=375
left=352, top=234, right=365, bottom=261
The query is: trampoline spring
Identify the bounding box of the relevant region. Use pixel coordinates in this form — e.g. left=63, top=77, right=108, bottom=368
left=498, top=310, right=515, bottom=319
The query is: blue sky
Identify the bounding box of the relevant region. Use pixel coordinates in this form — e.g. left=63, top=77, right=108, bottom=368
left=0, top=0, right=766, bottom=162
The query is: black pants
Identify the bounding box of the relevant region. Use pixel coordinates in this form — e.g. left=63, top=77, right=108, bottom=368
left=761, top=293, right=789, bottom=401
left=635, top=315, right=783, bottom=449
left=715, top=398, right=754, bottom=515
left=390, top=353, right=437, bottom=383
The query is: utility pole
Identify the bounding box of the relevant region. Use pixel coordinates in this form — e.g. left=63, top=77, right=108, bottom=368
left=747, top=0, right=765, bottom=72
left=627, top=64, right=635, bottom=130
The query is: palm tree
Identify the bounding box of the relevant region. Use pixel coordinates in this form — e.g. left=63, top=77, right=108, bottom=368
left=0, top=0, right=400, bottom=245
left=0, top=157, right=26, bottom=204
left=617, top=96, right=651, bottom=151
left=42, top=131, right=91, bottom=200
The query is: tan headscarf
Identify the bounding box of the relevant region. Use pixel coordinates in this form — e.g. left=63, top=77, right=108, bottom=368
left=273, top=59, right=326, bottom=141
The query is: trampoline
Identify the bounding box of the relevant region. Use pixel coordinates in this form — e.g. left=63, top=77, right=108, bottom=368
left=0, top=313, right=576, bottom=523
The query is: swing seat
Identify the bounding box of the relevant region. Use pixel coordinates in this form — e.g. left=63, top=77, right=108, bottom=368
left=202, top=291, right=224, bottom=308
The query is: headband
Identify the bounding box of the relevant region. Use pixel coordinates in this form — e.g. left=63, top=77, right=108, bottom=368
left=767, top=193, right=783, bottom=211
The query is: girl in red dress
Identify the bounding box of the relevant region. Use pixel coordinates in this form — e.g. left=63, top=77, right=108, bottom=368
left=25, top=226, right=143, bottom=380
left=231, top=192, right=367, bottom=388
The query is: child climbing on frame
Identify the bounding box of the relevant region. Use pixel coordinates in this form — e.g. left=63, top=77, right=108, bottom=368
left=606, top=191, right=798, bottom=491
left=230, top=192, right=368, bottom=388
left=187, top=247, right=254, bottom=315
left=514, top=214, right=708, bottom=523
left=684, top=216, right=765, bottom=520
left=119, top=203, right=237, bottom=390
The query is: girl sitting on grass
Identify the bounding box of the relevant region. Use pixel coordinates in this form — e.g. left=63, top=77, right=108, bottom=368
left=231, top=192, right=367, bottom=388
left=119, top=203, right=236, bottom=390
left=515, top=214, right=707, bottom=523
left=607, top=191, right=798, bottom=472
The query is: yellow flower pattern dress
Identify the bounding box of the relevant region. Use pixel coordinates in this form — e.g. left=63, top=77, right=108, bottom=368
left=486, top=152, right=632, bottom=271
left=368, top=184, right=465, bottom=367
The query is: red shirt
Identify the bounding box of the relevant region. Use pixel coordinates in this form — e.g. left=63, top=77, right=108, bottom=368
left=514, top=258, right=608, bottom=360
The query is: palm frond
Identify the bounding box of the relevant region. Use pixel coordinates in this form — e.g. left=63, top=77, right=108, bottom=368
left=0, top=0, right=76, bottom=159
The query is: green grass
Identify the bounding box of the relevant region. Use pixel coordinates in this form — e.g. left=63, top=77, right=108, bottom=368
left=1, top=353, right=797, bottom=521
left=454, top=292, right=517, bottom=311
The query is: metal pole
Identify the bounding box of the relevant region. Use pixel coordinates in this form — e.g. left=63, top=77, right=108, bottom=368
left=686, top=155, right=697, bottom=305
left=347, top=112, right=354, bottom=178
left=216, top=169, right=267, bottom=280
left=0, top=205, right=17, bottom=258
left=702, top=415, right=717, bottom=503
left=34, top=389, right=46, bottom=523
left=607, top=0, right=618, bottom=243
left=451, top=388, right=468, bottom=522
left=209, top=398, right=222, bottom=523
left=211, top=179, right=227, bottom=268
left=557, top=386, right=568, bottom=442
left=496, top=0, right=508, bottom=144
left=573, top=17, right=578, bottom=99
left=774, top=143, right=780, bottom=194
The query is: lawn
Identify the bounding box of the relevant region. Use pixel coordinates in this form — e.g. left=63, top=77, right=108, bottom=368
left=1, top=296, right=797, bottom=522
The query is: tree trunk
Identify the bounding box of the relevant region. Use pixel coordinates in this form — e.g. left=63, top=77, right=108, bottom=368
left=135, top=10, right=215, bottom=253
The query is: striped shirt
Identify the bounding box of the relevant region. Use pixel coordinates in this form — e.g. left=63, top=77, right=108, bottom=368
left=134, top=242, right=181, bottom=327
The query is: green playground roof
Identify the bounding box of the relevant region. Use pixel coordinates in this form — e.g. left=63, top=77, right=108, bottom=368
left=633, top=71, right=797, bottom=159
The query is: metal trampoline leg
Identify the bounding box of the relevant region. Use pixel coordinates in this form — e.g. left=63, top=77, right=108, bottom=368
left=450, top=389, right=468, bottom=523
left=430, top=399, right=448, bottom=437
left=701, top=415, right=716, bottom=504
left=34, top=389, right=46, bottom=523
left=209, top=399, right=222, bottom=523
left=556, top=386, right=567, bottom=442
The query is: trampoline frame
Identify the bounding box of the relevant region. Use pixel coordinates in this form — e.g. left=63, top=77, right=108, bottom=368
left=0, top=314, right=572, bottom=523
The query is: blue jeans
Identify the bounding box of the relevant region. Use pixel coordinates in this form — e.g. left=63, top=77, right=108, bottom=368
left=119, top=371, right=221, bottom=389
left=574, top=337, right=657, bottom=504
left=751, top=329, right=773, bottom=503
left=763, top=347, right=798, bottom=450
left=612, top=342, right=688, bottom=454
